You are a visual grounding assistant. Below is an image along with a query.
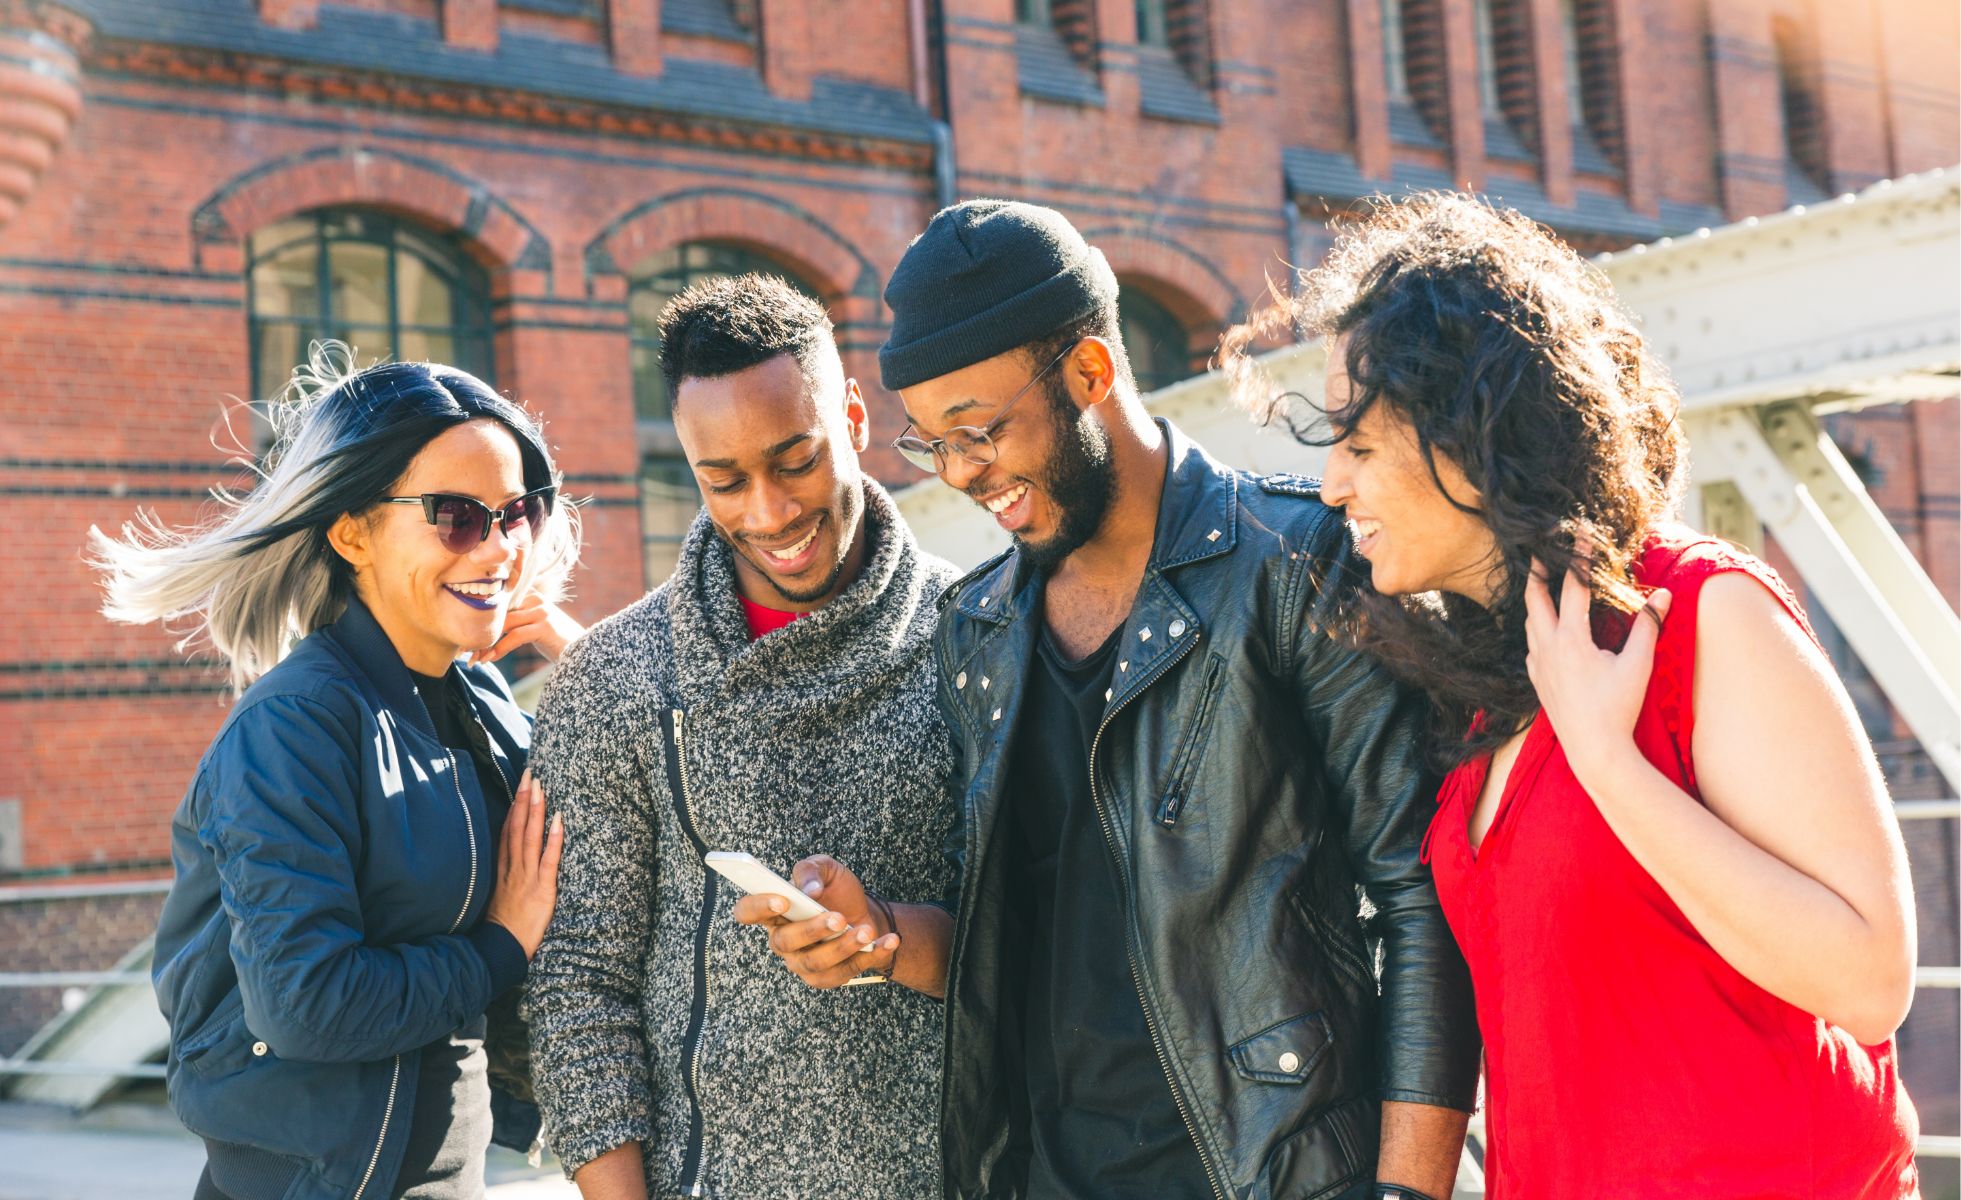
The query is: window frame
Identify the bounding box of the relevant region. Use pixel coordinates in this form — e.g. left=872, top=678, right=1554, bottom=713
left=245, top=209, right=495, bottom=408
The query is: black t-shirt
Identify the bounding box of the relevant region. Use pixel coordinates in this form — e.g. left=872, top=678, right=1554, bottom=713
left=1000, top=620, right=1214, bottom=1200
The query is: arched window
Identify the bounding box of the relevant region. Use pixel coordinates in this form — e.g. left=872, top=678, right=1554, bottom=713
left=627, top=241, right=826, bottom=586
left=247, top=209, right=493, bottom=405
left=1118, top=284, right=1199, bottom=394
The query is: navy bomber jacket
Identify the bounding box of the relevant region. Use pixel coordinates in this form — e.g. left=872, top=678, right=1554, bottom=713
left=152, top=597, right=531, bottom=1200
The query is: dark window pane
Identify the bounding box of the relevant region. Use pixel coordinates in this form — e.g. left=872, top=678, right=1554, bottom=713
left=452, top=334, right=494, bottom=383
left=641, top=455, right=703, bottom=587
left=1118, top=285, right=1193, bottom=393
left=633, top=339, right=670, bottom=423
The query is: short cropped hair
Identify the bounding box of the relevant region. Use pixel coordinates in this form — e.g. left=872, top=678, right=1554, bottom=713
left=656, top=273, right=837, bottom=402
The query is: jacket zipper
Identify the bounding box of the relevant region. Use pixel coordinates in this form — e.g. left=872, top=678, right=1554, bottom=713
left=1156, top=654, right=1227, bottom=827
left=662, top=708, right=715, bottom=1197
left=1086, top=631, right=1229, bottom=1200
left=349, top=1055, right=401, bottom=1200
left=353, top=689, right=484, bottom=1200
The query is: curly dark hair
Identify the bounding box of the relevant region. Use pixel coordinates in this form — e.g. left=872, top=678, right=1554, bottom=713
left=1223, top=192, right=1687, bottom=768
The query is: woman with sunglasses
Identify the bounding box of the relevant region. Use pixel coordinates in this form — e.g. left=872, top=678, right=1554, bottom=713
left=1226, top=194, right=1919, bottom=1197
left=93, top=345, right=582, bottom=1200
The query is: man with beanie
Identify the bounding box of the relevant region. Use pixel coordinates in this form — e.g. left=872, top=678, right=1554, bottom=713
left=741, top=202, right=1481, bottom=1200
left=524, top=274, right=957, bottom=1198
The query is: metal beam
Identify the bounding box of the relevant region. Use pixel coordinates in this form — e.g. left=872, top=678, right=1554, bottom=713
left=1689, top=406, right=1961, bottom=793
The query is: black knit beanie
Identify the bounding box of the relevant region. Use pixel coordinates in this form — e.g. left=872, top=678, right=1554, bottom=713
left=878, top=199, right=1118, bottom=392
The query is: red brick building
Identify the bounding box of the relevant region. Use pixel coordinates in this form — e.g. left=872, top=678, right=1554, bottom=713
left=0, top=0, right=1955, bottom=1138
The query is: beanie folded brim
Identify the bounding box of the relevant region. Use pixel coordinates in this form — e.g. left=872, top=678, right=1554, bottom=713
left=878, top=248, right=1117, bottom=392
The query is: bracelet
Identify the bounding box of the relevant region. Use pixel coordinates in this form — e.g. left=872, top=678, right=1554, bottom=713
left=867, top=891, right=899, bottom=982
left=1373, top=1186, right=1442, bottom=1200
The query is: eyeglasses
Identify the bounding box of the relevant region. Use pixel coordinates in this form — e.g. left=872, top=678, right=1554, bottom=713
left=381, top=486, right=556, bottom=554
left=892, top=341, right=1077, bottom=474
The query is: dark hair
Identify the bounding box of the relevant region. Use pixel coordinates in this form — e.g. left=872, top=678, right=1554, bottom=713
left=657, top=272, right=836, bottom=401
left=92, top=344, right=578, bottom=690
left=1224, top=192, right=1686, bottom=768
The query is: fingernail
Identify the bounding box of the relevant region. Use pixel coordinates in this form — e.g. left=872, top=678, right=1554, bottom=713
left=855, top=926, right=872, bottom=943
left=767, top=896, right=785, bottom=914
left=550, top=813, right=562, bottom=832
left=825, top=914, right=845, bottom=931
left=802, top=879, right=823, bottom=896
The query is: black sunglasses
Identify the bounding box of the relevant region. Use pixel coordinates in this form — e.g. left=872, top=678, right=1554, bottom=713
left=380, top=486, right=556, bottom=553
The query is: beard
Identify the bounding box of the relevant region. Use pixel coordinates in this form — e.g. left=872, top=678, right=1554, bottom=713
left=1013, top=386, right=1116, bottom=573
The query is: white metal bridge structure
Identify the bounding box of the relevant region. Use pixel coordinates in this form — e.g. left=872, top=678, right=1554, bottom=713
left=3, top=170, right=1957, bottom=1189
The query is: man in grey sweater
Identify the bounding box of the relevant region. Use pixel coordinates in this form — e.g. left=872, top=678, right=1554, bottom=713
left=522, top=274, right=958, bottom=1198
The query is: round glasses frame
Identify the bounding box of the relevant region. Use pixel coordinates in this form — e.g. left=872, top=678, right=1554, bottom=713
left=892, top=341, right=1078, bottom=474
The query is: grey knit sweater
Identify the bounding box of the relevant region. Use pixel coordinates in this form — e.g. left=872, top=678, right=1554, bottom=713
left=523, top=480, right=958, bottom=1198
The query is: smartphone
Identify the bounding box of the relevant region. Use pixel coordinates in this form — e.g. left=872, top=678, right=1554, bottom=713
left=703, top=851, right=828, bottom=922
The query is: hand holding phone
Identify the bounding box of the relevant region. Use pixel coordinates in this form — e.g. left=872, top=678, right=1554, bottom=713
left=717, top=852, right=897, bottom=987
left=704, top=852, right=830, bottom=923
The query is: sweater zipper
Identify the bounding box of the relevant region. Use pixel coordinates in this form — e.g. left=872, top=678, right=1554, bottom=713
left=1085, top=631, right=1228, bottom=1200
left=662, top=708, right=714, bottom=1197
left=354, top=691, right=484, bottom=1200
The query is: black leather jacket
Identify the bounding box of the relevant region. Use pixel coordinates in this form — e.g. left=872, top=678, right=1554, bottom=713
left=931, top=423, right=1480, bottom=1200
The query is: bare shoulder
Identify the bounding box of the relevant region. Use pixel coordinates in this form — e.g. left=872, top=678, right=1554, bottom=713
left=1691, top=568, right=1857, bottom=752
left=1693, top=570, right=1829, bottom=687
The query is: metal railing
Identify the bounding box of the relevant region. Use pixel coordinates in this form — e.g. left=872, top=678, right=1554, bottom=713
left=0, top=878, right=168, bottom=1084
left=1896, top=797, right=1960, bottom=1161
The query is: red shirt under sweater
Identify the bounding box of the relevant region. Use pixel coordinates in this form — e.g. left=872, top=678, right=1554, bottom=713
left=737, top=593, right=806, bottom=641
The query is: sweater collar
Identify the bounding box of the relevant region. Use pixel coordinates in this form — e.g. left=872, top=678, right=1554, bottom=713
left=665, top=477, right=929, bottom=705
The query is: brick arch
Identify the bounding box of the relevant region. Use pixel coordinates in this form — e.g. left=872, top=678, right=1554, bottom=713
left=1079, top=227, right=1247, bottom=330
left=583, top=188, right=882, bottom=312
left=189, top=145, right=552, bottom=283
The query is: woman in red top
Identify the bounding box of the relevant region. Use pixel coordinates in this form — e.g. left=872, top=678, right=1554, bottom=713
left=1228, top=193, right=1920, bottom=1197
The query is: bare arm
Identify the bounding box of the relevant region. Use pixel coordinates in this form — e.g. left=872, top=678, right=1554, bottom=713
left=572, top=1142, right=647, bottom=1200
left=1377, top=1100, right=1470, bottom=1199
left=1529, top=569, right=1916, bottom=1045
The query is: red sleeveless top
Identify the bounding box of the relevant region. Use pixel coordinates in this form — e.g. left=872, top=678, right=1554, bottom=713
left=1424, top=527, right=1920, bottom=1199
